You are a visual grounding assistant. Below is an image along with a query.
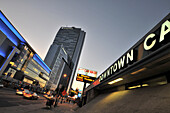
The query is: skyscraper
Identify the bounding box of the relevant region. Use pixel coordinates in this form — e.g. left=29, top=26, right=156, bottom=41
left=44, top=27, right=86, bottom=91
left=45, top=44, right=70, bottom=90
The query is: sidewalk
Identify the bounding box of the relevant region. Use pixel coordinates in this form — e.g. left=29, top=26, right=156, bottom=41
left=0, top=102, right=79, bottom=113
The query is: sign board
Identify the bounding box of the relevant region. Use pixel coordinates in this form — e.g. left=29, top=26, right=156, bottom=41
left=76, top=68, right=97, bottom=83
left=78, top=68, right=97, bottom=78
left=76, top=73, right=96, bottom=83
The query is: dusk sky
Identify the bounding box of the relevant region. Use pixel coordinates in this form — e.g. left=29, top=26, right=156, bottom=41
left=0, top=0, right=169, bottom=90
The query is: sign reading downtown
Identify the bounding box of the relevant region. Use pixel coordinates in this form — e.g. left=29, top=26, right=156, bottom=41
left=99, top=18, right=170, bottom=82
left=76, top=68, right=97, bottom=83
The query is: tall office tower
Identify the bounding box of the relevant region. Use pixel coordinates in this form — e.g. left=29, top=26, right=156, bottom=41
left=45, top=45, right=71, bottom=90
left=44, top=27, right=86, bottom=91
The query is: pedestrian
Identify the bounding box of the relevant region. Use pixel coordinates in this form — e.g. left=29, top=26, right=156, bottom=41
left=45, top=95, right=54, bottom=109
left=54, top=95, right=58, bottom=107
left=68, top=98, right=70, bottom=103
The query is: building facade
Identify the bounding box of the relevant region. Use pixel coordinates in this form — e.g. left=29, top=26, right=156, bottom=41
left=83, top=13, right=170, bottom=106
left=0, top=11, right=51, bottom=91
left=44, top=27, right=86, bottom=91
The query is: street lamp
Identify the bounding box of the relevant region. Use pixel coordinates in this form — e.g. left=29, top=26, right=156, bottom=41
left=63, top=74, right=67, bottom=77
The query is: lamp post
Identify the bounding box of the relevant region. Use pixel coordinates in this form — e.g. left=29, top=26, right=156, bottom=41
left=59, top=74, right=67, bottom=93
left=62, top=74, right=67, bottom=90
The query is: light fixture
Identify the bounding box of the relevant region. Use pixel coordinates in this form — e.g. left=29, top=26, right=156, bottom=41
left=142, top=84, right=149, bottom=87
left=108, top=78, right=123, bottom=85
left=131, top=68, right=146, bottom=75
left=128, top=85, right=141, bottom=89
left=64, top=74, right=67, bottom=77
left=128, top=84, right=149, bottom=89
left=9, top=62, right=15, bottom=66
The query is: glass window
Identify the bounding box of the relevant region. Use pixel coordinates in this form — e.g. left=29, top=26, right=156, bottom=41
left=23, top=78, right=33, bottom=84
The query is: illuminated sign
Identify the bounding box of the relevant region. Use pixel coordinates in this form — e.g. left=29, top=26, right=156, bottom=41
left=99, top=18, right=170, bottom=82
left=144, top=20, right=170, bottom=50
left=76, top=68, right=97, bottom=83
left=99, top=49, right=135, bottom=82
left=78, top=68, right=97, bottom=78
left=76, top=74, right=96, bottom=83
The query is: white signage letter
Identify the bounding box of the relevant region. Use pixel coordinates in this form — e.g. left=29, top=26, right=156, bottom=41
left=110, top=66, right=114, bottom=74
left=113, top=63, right=117, bottom=72
left=99, top=75, right=102, bottom=82
left=160, top=20, right=170, bottom=42
left=104, top=72, right=107, bottom=78
left=126, top=49, right=134, bottom=64
left=107, top=69, right=110, bottom=76
left=118, top=56, right=125, bottom=69
left=144, top=33, right=156, bottom=50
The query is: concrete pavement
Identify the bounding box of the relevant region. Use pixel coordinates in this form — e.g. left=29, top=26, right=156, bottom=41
left=75, top=84, right=170, bottom=113
left=0, top=102, right=79, bottom=113
left=0, top=87, right=79, bottom=113
left=3, top=84, right=170, bottom=113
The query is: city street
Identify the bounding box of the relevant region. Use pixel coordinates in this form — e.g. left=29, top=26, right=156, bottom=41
left=0, top=88, right=78, bottom=113
left=0, top=88, right=45, bottom=107
left=0, top=1, right=169, bottom=113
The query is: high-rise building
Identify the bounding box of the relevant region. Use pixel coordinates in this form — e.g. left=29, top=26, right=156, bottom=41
left=44, top=27, right=86, bottom=91
left=45, top=44, right=71, bottom=90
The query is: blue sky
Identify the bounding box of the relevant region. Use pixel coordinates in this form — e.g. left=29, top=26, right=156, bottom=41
left=0, top=0, right=169, bottom=90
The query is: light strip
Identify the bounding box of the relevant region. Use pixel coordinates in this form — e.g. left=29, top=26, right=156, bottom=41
left=131, top=68, right=146, bottom=75
left=0, top=47, right=15, bottom=71
left=34, top=54, right=51, bottom=72
left=128, top=84, right=149, bottom=89
left=108, top=78, right=123, bottom=85
left=142, top=84, right=149, bottom=87
left=0, top=50, right=6, bottom=58
left=33, top=54, right=51, bottom=74
left=0, top=11, right=26, bottom=43
left=0, top=20, right=18, bottom=46
left=128, top=85, right=141, bottom=89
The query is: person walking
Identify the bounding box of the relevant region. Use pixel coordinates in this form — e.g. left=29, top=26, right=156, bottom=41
left=54, top=95, right=58, bottom=107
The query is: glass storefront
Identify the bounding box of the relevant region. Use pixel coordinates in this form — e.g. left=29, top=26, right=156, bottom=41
left=23, top=78, right=33, bottom=84
left=23, top=58, right=49, bottom=88
left=2, top=44, right=50, bottom=88
left=2, top=45, right=30, bottom=80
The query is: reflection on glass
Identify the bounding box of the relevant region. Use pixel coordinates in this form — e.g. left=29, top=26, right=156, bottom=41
left=23, top=78, right=33, bottom=84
